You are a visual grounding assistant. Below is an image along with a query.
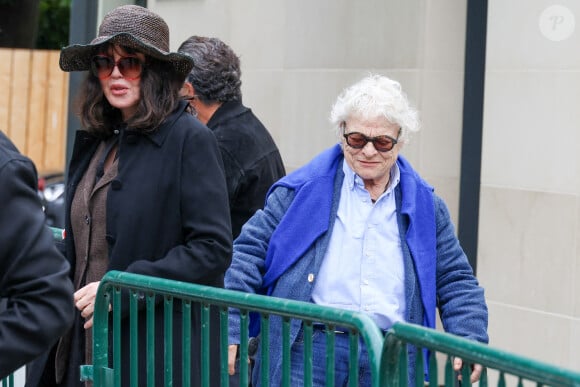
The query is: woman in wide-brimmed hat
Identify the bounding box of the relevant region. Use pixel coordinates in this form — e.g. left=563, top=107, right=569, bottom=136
left=26, top=5, right=232, bottom=387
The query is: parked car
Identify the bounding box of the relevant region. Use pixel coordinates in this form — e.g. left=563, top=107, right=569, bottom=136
left=38, top=171, right=65, bottom=229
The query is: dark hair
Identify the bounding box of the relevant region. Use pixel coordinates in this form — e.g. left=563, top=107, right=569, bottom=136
left=76, top=44, right=183, bottom=136
left=178, top=36, right=242, bottom=103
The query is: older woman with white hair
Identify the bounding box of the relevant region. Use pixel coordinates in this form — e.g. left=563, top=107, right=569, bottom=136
left=225, top=74, right=488, bottom=386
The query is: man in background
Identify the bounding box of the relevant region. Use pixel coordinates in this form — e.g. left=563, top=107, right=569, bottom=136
left=0, top=131, right=74, bottom=379
left=178, top=36, right=286, bottom=240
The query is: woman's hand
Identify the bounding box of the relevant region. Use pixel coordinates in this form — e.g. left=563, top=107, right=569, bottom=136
left=74, top=281, right=100, bottom=329
left=454, top=357, right=484, bottom=383
left=228, top=345, right=239, bottom=375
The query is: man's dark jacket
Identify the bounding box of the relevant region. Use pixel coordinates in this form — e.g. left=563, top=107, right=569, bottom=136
left=0, top=131, right=74, bottom=380
left=207, top=101, right=285, bottom=239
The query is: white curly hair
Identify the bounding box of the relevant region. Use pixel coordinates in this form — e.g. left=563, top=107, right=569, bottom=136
left=329, top=74, right=420, bottom=144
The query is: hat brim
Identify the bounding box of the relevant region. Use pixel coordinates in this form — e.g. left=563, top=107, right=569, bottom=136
left=59, top=33, right=193, bottom=78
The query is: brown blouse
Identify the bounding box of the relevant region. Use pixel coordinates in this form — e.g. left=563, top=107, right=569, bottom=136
left=55, top=138, right=118, bottom=383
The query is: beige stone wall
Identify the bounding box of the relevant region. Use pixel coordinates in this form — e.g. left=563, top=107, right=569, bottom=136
left=478, top=0, right=580, bottom=369
left=152, top=0, right=466, bottom=216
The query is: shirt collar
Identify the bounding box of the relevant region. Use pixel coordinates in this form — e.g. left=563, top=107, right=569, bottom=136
left=342, top=158, right=401, bottom=194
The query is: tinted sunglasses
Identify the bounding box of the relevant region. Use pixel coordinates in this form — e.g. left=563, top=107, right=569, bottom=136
left=343, top=131, right=399, bottom=152
left=90, top=55, right=144, bottom=80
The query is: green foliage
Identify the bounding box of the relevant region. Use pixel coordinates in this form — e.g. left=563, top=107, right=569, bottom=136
left=35, top=0, right=71, bottom=49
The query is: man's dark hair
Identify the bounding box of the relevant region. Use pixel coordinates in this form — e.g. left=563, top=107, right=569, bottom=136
left=178, top=36, right=242, bottom=103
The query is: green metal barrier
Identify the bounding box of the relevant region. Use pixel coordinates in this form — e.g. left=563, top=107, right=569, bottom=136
left=84, top=270, right=384, bottom=387
left=381, top=322, right=580, bottom=387
left=81, top=270, right=580, bottom=387
left=1, top=374, right=14, bottom=387
left=50, top=226, right=65, bottom=241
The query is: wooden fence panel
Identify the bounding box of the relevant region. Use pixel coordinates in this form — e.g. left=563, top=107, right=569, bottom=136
left=44, top=50, right=68, bottom=172
left=28, top=50, right=49, bottom=166
left=9, top=50, right=32, bottom=153
left=0, top=48, right=68, bottom=173
left=0, top=50, right=11, bottom=138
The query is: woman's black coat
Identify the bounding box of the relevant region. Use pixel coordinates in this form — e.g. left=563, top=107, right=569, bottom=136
left=27, top=101, right=233, bottom=386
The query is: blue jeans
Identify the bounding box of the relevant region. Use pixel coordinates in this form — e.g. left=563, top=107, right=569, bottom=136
left=290, top=326, right=372, bottom=386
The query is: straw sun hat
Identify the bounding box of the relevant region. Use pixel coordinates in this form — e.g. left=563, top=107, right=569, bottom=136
left=59, top=5, right=193, bottom=78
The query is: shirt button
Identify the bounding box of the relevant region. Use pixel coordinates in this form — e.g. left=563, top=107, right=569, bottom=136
left=85, top=215, right=90, bottom=225
left=111, top=180, right=122, bottom=190
left=307, top=273, right=315, bottom=283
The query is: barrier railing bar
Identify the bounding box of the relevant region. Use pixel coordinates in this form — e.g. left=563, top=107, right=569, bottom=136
left=348, top=331, right=359, bottom=387
left=239, top=310, right=249, bottom=386
left=129, top=291, right=138, bottom=387
left=282, top=317, right=291, bottom=387
left=182, top=300, right=192, bottom=387
left=303, top=321, right=313, bottom=387
left=326, top=329, right=336, bottom=386
left=260, top=314, right=270, bottom=387
left=428, top=350, right=438, bottom=387
left=112, top=287, right=122, bottom=386
left=218, top=306, right=228, bottom=387
left=145, top=292, right=155, bottom=387
left=414, top=346, right=424, bottom=387
left=163, top=295, right=173, bottom=387
left=200, top=303, right=209, bottom=386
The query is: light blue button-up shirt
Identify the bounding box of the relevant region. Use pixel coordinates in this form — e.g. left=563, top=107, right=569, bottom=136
left=311, top=159, right=405, bottom=330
